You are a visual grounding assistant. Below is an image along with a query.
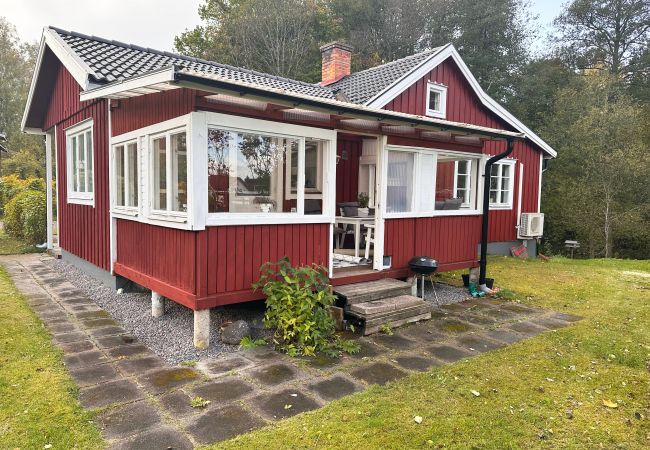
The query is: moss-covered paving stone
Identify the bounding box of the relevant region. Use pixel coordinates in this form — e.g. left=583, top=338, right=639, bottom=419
left=79, top=379, right=144, bottom=409
left=434, top=319, right=476, bottom=334
left=203, top=355, right=254, bottom=377
left=107, top=344, right=150, bottom=359
left=187, top=404, right=267, bottom=444
left=95, top=334, right=138, bottom=349
left=97, top=400, right=161, bottom=439
left=484, top=328, right=526, bottom=344
left=372, top=333, right=418, bottom=350
left=458, top=313, right=498, bottom=326
left=308, top=375, right=360, bottom=401
left=89, top=326, right=127, bottom=338
left=549, top=312, right=582, bottom=322
left=346, top=339, right=384, bottom=359
left=256, top=389, right=321, bottom=420
left=59, top=339, right=95, bottom=354
left=80, top=318, right=119, bottom=329
left=454, top=334, right=506, bottom=353
left=399, top=323, right=446, bottom=342
left=69, top=363, right=119, bottom=387
left=158, top=390, right=199, bottom=418
left=111, top=426, right=193, bottom=450
left=249, top=363, right=298, bottom=386
left=394, top=355, right=441, bottom=372
left=53, top=331, right=87, bottom=344
left=508, top=321, right=546, bottom=336
left=64, top=349, right=109, bottom=368
left=139, top=367, right=201, bottom=394
left=192, top=378, right=255, bottom=403
left=349, top=362, right=407, bottom=385
left=426, top=344, right=472, bottom=362
left=530, top=316, right=571, bottom=330
left=116, top=356, right=165, bottom=376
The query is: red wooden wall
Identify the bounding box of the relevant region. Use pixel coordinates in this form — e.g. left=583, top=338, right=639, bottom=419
left=44, top=64, right=111, bottom=271
left=384, top=216, right=482, bottom=273
left=336, top=135, right=362, bottom=205
left=383, top=57, right=543, bottom=243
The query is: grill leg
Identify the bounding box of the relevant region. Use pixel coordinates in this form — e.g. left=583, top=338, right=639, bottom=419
left=430, top=275, right=439, bottom=304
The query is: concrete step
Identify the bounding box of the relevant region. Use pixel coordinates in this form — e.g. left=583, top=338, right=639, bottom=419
left=345, top=294, right=433, bottom=335
left=334, top=279, right=412, bottom=305
left=364, top=313, right=432, bottom=335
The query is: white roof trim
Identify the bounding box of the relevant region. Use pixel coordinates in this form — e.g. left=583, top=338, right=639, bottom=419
left=79, top=66, right=177, bottom=101
left=21, top=27, right=97, bottom=133
left=365, top=45, right=557, bottom=158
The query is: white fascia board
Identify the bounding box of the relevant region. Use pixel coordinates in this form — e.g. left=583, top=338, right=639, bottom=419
left=21, top=27, right=96, bottom=132
left=79, top=67, right=176, bottom=101
left=365, top=45, right=557, bottom=158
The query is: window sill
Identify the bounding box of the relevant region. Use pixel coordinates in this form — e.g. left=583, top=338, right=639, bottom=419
left=489, top=204, right=513, bottom=211
left=67, top=195, right=94, bottom=206
left=112, top=208, right=139, bottom=217
left=206, top=214, right=335, bottom=226
left=385, top=210, right=482, bottom=219
left=425, top=110, right=445, bottom=119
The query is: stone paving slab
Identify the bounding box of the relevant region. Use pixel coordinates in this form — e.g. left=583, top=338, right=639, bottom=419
left=1, top=253, right=585, bottom=448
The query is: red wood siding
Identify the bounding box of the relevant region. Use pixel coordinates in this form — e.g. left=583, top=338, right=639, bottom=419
left=336, top=135, right=362, bottom=205
left=384, top=57, right=543, bottom=243
left=45, top=64, right=111, bottom=271
left=384, top=216, right=481, bottom=271
left=111, top=89, right=197, bottom=136
left=114, top=221, right=330, bottom=309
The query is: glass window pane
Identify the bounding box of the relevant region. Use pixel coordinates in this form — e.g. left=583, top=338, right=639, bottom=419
left=71, top=136, right=78, bottom=192
left=171, top=132, right=187, bottom=212
left=386, top=151, right=414, bottom=213
left=500, top=189, right=509, bottom=204
left=115, top=145, right=125, bottom=206
left=127, top=143, right=138, bottom=207
left=153, top=136, right=167, bottom=210
left=303, top=139, right=324, bottom=215
left=86, top=131, right=93, bottom=192
left=208, top=129, right=231, bottom=213
left=78, top=133, right=86, bottom=192
left=490, top=190, right=498, bottom=203
left=429, top=90, right=440, bottom=111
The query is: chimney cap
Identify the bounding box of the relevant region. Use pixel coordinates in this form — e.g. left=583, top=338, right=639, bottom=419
left=319, top=41, right=353, bottom=53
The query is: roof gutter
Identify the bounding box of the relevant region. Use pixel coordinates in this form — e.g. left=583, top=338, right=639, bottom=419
left=173, top=70, right=525, bottom=141
left=478, top=138, right=515, bottom=287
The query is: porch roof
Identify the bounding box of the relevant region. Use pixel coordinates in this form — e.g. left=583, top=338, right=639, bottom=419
left=82, top=65, right=525, bottom=142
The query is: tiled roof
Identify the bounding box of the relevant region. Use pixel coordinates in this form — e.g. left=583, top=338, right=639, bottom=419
left=327, top=47, right=445, bottom=104
left=50, top=27, right=337, bottom=100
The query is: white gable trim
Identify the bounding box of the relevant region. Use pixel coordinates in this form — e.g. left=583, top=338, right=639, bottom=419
left=365, top=45, right=557, bottom=158
left=21, top=27, right=98, bottom=133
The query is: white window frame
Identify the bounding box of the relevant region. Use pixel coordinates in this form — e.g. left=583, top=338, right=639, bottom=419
left=65, top=119, right=94, bottom=206
left=111, top=139, right=139, bottom=216
left=149, top=128, right=189, bottom=220
left=383, top=145, right=484, bottom=219
left=425, top=82, right=447, bottom=119
left=489, top=159, right=516, bottom=210
left=203, top=112, right=337, bottom=226
left=285, top=139, right=324, bottom=199
left=453, top=160, right=474, bottom=208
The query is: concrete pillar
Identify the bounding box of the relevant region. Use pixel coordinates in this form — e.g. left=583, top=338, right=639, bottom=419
left=407, top=276, right=418, bottom=297
left=151, top=291, right=165, bottom=318
left=193, top=309, right=210, bottom=349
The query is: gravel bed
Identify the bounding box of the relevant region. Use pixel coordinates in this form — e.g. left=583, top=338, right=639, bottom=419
left=420, top=279, right=471, bottom=306
left=47, top=258, right=266, bottom=364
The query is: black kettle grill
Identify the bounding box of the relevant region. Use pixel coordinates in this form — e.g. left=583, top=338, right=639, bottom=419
left=408, top=256, right=439, bottom=302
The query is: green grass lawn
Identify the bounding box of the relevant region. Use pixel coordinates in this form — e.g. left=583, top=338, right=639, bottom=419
left=0, top=266, right=104, bottom=448
left=0, top=227, right=44, bottom=255
left=215, top=257, right=650, bottom=449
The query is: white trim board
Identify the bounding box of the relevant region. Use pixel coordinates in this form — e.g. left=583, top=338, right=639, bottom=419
left=364, top=44, right=557, bottom=158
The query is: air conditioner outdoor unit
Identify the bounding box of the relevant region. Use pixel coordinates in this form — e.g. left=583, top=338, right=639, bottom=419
left=519, top=213, right=544, bottom=237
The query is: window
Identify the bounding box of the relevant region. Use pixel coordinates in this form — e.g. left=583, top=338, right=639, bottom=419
left=489, top=161, right=515, bottom=209
left=434, top=156, right=478, bottom=211
left=151, top=129, right=188, bottom=214
left=386, top=151, right=415, bottom=213
left=207, top=128, right=327, bottom=215
left=66, top=120, right=94, bottom=205
left=426, top=82, right=447, bottom=118
left=454, top=160, right=472, bottom=206
left=114, top=141, right=138, bottom=209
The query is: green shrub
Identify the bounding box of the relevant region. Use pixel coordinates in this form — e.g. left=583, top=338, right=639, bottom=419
left=0, top=175, right=46, bottom=213
left=254, top=258, right=359, bottom=357
left=4, top=190, right=47, bottom=245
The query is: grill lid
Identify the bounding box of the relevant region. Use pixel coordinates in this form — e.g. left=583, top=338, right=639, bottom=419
left=408, top=256, right=438, bottom=274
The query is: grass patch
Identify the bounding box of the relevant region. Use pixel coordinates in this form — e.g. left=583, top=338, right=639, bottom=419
left=0, top=226, right=44, bottom=255
left=214, top=257, right=650, bottom=449
left=0, top=266, right=103, bottom=448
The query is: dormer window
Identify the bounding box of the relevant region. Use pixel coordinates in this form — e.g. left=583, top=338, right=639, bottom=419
left=426, top=82, right=447, bottom=119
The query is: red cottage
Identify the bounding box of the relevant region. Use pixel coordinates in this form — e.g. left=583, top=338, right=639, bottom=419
left=23, top=28, right=555, bottom=347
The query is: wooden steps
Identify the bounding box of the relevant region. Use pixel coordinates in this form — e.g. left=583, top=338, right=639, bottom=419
left=334, top=279, right=432, bottom=335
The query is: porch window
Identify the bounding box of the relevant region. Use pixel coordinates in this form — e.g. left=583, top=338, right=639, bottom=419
left=152, top=129, right=188, bottom=214
left=426, top=82, right=447, bottom=119
left=208, top=127, right=327, bottom=215
left=66, top=119, right=94, bottom=205
left=489, top=160, right=515, bottom=209
left=386, top=151, right=415, bottom=213
left=434, top=156, right=478, bottom=210
left=114, top=141, right=138, bottom=209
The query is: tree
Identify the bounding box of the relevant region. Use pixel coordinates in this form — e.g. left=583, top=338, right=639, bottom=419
left=175, top=0, right=331, bottom=82
left=422, top=0, right=537, bottom=102
left=554, top=0, right=650, bottom=76
left=541, top=73, right=650, bottom=258
left=0, top=17, right=43, bottom=177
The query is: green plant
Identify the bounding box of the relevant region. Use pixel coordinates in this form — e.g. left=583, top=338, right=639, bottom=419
left=254, top=258, right=359, bottom=357
left=190, top=396, right=210, bottom=408
left=357, top=192, right=369, bottom=208
left=239, top=336, right=267, bottom=349
left=180, top=360, right=197, bottom=367
left=379, top=322, right=393, bottom=335
left=4, top=190, right=46, bottom=245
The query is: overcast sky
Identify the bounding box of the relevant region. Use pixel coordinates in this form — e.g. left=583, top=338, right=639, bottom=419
left=1, top=0, right=565, bottom=52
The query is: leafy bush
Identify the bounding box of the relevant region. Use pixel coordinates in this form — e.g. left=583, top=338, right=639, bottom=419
left=0, top=175, right=46, bottom=213
left=4, top=190, right=47, bottom=245
left=254, top=258, right=359, bottom=357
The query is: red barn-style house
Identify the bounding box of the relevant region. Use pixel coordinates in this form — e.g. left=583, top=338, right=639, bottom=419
left=23, top=28, right=555, bottom=347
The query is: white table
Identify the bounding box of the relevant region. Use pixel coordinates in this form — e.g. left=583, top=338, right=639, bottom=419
left=335, top=216, right=375, bottom=258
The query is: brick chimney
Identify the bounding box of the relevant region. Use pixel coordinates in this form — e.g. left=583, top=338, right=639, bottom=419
left=319, top=42, right=353, bottom=86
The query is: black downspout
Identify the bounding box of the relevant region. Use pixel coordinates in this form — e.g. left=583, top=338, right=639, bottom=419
left=479, top=138, right=515, bottom=286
